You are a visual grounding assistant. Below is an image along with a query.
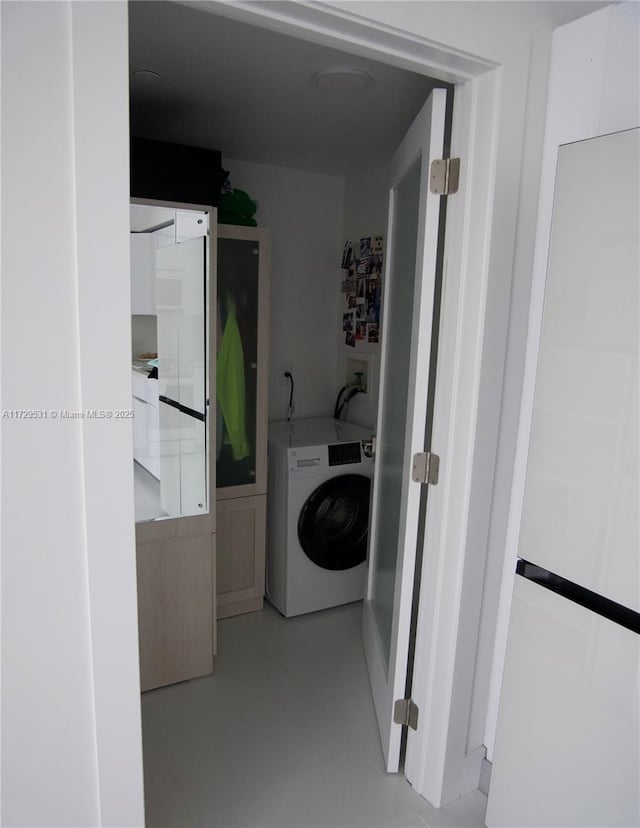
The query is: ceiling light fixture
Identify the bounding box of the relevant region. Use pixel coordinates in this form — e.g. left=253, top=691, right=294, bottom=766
left=312, top=67, right=374, bottom=91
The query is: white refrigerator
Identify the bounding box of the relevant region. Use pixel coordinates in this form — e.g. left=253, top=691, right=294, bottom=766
left=486, top=129, right=639, bottom=826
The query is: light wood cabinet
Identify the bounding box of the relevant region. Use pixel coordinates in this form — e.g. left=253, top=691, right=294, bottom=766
left=216, top=226, right=270, bottom=618
left=136, top=521, right=216, bottom=692
left=133, top=202, right=217, bottom=692
left=216, top=495, right=266, bottom=618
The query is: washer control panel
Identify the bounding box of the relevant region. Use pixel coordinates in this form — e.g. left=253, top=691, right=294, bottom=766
left=328, top=441, right=362, bottom=466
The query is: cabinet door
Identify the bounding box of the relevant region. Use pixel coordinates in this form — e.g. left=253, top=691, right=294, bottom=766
left=216, top=495, right=266, bottom=618
left=156, top=237, right=209, bottom=518
left=136, top=532, right=215, bottom=691
left=216, top=229, right=269, bottom=498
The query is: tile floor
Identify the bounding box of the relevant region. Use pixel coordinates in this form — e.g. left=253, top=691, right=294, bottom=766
left=142, top=601, right=487, bottom=828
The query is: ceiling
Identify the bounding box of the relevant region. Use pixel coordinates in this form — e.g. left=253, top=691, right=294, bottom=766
left=128, top=1, right=442, bottom=176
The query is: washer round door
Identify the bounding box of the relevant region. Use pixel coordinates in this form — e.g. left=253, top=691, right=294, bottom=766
left=297, top=473, right=371, bottom=571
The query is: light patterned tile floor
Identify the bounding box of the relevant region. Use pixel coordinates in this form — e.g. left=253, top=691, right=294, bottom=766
left=142, top=601, right=486, bottom=828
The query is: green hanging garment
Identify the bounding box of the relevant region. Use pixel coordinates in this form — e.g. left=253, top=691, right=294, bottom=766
left=217, top=296, right=250, bottom=461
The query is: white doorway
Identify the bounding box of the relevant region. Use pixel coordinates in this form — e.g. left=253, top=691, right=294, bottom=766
left=134, top=74, right=459, bottom=824
left=128, top=0, right=501, bottom=814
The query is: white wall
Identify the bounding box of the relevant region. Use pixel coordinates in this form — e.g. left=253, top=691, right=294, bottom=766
left=484, top=0, right=640, bottom=761
left=222, top=158, right=345, bottom=423
left=1, top=3, right=144, bottom=825
left=222, top=157, right=388, bottom=433
left=337, top=164, right=389, bottom=429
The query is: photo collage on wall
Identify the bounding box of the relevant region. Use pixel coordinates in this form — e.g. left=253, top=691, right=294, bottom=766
left=341, top=236, right=383, bottom=347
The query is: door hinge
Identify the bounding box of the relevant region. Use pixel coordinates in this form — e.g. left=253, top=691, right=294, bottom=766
left=412, top=451, right=440, bottom=485
left=430, top=157, right=460, bottom=195
left=394, top=698, right=419, bottom=731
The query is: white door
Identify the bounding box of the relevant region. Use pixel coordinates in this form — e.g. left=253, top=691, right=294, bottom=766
left=363, top=88, right=447, bottom=772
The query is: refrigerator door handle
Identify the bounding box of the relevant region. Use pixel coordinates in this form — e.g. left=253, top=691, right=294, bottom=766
left=158, top=395, right=206, bottom=422
left=517, top=559, right=640, bottom=635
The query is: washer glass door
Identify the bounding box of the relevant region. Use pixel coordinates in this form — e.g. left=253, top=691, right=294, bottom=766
left=297, top=474, right=371, bottom=571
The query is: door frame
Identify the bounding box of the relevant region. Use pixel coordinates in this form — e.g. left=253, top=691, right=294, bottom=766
left=180, top=0, right=524, bottom=807
left=61, top=0, right=551, bottom=818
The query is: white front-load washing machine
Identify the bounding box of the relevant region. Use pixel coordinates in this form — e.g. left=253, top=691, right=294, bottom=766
left=266, top=418, right=374, bottom=617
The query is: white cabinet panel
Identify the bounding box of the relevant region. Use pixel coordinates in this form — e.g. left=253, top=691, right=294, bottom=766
left=145, top=377, right=158, bottom=407
left=131, top=370, right=147, bottom=401
left=145, top=397, right=160, bottom=479
left=175, top=210, right=206, bottom=242
left=130, top=233, right=156, bottom=315
left=132, top=396, right=146, bottom=465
